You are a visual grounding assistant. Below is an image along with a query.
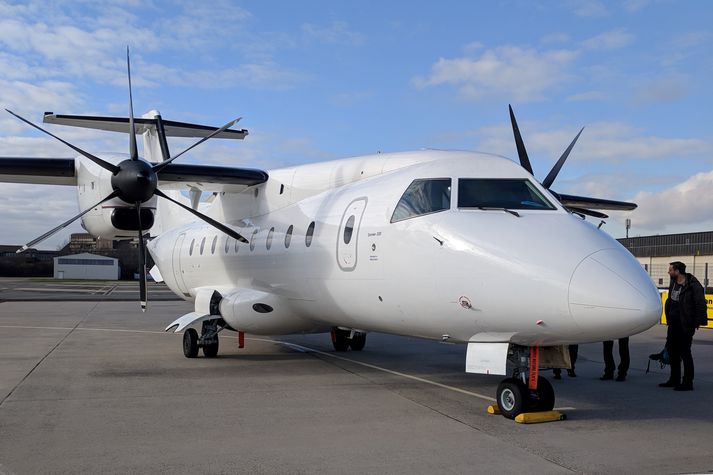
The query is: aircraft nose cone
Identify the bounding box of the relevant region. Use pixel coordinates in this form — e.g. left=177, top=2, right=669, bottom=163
left=569, top=249, right=661, bottom=338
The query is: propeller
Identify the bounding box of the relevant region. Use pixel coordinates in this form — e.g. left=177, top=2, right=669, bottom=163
left=11, top=47, right=249, bottom=311
left=508, top=104, right=600, bottom=216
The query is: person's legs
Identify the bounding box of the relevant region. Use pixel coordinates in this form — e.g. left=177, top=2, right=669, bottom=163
left=568, top=345, right=578, bottom=377
left=601, top=341, right=614, bottom=379
left=666, top=325, right=682, bottom=386
left=616, top=337, right=630, bottom=381
left=677, top=328, right=695, bottom=389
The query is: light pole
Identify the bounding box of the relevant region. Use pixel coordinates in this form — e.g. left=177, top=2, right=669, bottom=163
left=625, top=218, right=631, bottom=239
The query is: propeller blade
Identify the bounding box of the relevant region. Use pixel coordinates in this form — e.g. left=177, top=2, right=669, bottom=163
left=5, top=109, right=119, bottom=174
left=154, top=188, right=249, bottom=243
left=152, top=117, right=241, bottom=174
left=542, top=127, right=584, bottom=189
left=508, top=104, right=533, bottom=175
left=135, top=201, right=147, bottom=312
left=16, top=190, right=121, bottom=253
left=127, top=47, right=139, bottom=162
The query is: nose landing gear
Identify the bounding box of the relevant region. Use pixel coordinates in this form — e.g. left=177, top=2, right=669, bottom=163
left=495, top=345, right=556, bottom=420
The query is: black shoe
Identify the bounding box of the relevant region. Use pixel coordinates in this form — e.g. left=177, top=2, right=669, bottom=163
left=600, top=374, right=613, bottom=381
left=567, top=369, right=577, bottom=377
left=674, top=384, right=693, bottom=391
left=658, top=381, right=677, bottom=388
left=615, top=374, right=626, bottom=382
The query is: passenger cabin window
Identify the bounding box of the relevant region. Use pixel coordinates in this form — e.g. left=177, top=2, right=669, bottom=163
left=458, top=179, right=555, bottom=210
left=285, top=225, right=293, bottom=248
left=305, top=222, right=315, bottom=247
left=189, top=238, right=195, bottom=256
left=391, top=178, right=451, bottom=223
left=250, top=230, right=258, bottom=251
left=200, top=237, right=206, bottom=255
left=211, top=236, right=217, bottom=254
left=266, top=227, right=274, bottom=250
left=224, top=237, right=230, bottom=254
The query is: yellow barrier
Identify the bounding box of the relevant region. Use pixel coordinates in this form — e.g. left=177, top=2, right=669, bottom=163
left=660, top=292, right=713, bottom=329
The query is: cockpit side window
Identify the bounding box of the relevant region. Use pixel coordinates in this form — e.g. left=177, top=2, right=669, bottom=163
left=391, top=178, right=451, bottom=223
left=458, top=178, right=556, bottom=210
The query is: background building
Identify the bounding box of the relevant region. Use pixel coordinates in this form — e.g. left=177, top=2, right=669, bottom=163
left=618, top=231, right=713, bottom=290
left=53, top=253, right=120, bottom=280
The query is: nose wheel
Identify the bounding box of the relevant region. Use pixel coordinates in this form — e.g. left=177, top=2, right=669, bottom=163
left=496, top=345, right=556, bottom=419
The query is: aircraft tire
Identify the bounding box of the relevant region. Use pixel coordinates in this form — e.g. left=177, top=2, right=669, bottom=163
left=349, top=333, right=366, bottom=351
left=332, top=328, right=350, bottom=352
left=496, top=378, right=527, bottom=419
left=203, top=338, right=219, bottom=358
left=528, top=376, right=555, bottom=412
left=183, top=328, right=199, bottom=358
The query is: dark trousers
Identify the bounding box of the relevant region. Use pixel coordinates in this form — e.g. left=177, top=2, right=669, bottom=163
left=603, top=337, right=629, bottom=377
left=667, top=324, right=695, bottom=384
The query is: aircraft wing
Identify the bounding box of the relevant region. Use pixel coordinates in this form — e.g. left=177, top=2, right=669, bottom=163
left=0, top=157, right=268, bottom=191
left=554, top=193, right=637, bottom=211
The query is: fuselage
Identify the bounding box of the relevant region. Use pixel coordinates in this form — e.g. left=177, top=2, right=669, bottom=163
left=148, top=150, right=662, bottom=345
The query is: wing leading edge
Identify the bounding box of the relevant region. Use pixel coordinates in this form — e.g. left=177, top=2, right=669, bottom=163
left=0, top=157, right=268, bottom=189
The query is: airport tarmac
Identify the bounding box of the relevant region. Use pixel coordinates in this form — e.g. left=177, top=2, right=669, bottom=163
left=0, top=290, right=712, bottom=474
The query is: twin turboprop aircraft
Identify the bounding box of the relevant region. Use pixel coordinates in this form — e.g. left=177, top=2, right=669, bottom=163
left=0, top=53, right=662, bottom=419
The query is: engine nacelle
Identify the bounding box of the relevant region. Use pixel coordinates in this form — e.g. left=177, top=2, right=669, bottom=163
left=219, top=288, right=315, bottom=335
left=75, top=155, right=156, bottom=240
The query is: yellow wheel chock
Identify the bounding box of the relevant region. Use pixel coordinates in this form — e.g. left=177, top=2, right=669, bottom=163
left=486, top=405, right=566, bottom=423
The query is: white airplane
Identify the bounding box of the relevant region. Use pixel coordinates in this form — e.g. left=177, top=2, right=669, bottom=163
left=0, top=52, right=662, bottom=419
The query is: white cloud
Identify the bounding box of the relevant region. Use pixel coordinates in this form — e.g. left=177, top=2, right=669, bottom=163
left=631, top=74, right=689, bottom=105
left=540, top=33, right=571, bottom=45
left=412, top=46, right=578, bottom=102
left=472, top=120, right=710, bottom=165
left=629, top=170, right=713, bottom=232
left=581, top=29, right=635, bottom=50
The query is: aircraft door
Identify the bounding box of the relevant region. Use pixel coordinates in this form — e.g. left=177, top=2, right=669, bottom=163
left=337, top=197, right=367, bottom=272
left=172, top=233, right=188, bottom=293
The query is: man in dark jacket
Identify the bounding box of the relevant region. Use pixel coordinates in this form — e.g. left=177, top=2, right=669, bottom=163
left=659, top=261, right=707, bottom=391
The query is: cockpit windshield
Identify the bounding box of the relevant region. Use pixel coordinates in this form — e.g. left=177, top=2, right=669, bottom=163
left=458, top=178, right=556, bottom=210
left=391, top=178, right=451, bottom=223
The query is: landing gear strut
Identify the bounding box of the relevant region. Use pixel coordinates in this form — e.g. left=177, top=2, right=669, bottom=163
left=182, top=319, right=224, bottom=358
left=496, top=345, right=555, bottom=419
left=331, top=327, right=367, bottom=352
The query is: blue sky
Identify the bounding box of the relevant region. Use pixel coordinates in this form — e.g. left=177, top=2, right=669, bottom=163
left=0, top=0, right=711, bottom=248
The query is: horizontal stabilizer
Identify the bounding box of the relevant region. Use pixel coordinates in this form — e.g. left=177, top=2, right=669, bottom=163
left=43, top=113, right=248, bottom=139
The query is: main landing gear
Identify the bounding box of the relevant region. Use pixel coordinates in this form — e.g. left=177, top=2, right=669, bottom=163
left=496, top=345, right=555, bottom=419
left=331, top=327, right=367, bottom=352
left=183, top=319, right=223, bottom=358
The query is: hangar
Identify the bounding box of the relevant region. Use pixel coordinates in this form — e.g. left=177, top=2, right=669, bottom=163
left=618, top=231, right=712, bottom=290
left=53, top=253, right=120, bottom=280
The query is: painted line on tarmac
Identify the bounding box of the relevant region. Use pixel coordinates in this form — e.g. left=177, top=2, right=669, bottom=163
left=253, top=338, right=499, bottom=403
left=259, top=339, right=576, bottom=410
left=0, top=325, right=574, bottom=410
